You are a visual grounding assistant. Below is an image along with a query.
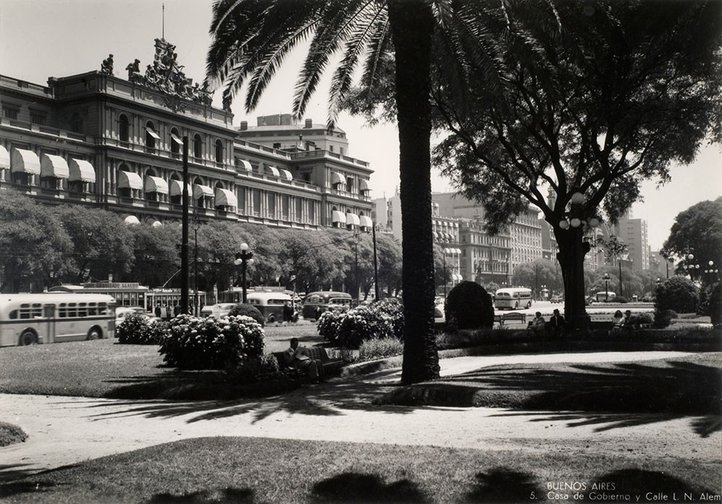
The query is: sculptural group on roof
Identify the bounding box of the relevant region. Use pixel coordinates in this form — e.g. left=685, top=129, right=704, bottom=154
left=119, top=38, right=213, bottom=108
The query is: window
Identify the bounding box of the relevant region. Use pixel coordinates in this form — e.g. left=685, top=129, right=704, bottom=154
left=145, top=121, right=158, bottom=152
left=273, top=142, right=281, bottom=149
left=282, top=195, right=290, bottom=220
left=3, top=107, right=19, bottom=120
left=170, top=129, right=182, bottom=158
left=346, top=177, right=354, bottom=193
left=119, top=114, right=130, bottom=142
left=215, top=139, right=224, bottom=163
left=30, top=111, right=46, bottom=125
left=70, top=113, right=83, bottom=133
left=329, top=145, right=334, bottom=152
left=193, top=134, right=202, bottom=159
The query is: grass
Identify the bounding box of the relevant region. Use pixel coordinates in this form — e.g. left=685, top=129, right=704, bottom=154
left=1, top=436, right=719, bottom=503
left=0, top=422, right=27, bottom=447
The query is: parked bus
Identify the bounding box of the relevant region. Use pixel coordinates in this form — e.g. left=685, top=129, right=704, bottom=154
left=302, top=291, right=353, bottom=320
left=0, top=293, right=116, bottom=347
left=595, top=291, right=617, bottom=302
left=247, top=292, right=295, bottom=324
left=493, top=287, right=533, bottom=310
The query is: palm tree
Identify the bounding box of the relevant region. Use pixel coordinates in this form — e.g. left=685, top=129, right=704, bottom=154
left=206, top=0, right=497, bottom=383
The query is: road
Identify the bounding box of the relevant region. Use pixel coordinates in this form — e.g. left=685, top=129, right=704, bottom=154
left=1, top=350, right=718, bottom=481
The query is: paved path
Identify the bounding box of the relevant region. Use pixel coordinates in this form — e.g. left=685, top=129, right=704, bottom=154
left=1, top=351, right=719, bottom=481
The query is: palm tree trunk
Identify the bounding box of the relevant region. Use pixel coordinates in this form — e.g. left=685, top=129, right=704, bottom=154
left=389, top=0, right=440, bottom=384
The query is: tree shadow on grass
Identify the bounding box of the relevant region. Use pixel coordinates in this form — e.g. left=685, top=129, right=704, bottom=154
left=310, top=472, right=429, bottom=503
left=146, top=487, right=254, bottom=503
left=463, top=467, right=541, bottom=503
left=386, top=359, right=721, bottom=436
left=590, top=469, right=716, bottom=497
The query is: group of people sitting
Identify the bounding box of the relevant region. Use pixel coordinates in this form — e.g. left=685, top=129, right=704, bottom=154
left=280, top=338, right=322, bottom=383
left=527, top=309, right=566, bottom=335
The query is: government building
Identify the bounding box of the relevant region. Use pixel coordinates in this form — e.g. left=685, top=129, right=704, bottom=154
left=0, top=39, right=374, bottom=231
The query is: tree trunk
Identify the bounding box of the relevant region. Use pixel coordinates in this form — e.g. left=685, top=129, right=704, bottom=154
left=555, top=226, right=588, bottom=333
left=389, top=0, right=440, bottom=384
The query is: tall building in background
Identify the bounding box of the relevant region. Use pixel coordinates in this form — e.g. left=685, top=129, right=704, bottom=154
left=614, top=211, right=650, bottom=271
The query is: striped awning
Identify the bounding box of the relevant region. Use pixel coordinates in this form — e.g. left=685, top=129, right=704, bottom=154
left=331, top=210, right=346, bottom=224
left=41, top=154, right=70, bottom=179
left=433, top=231, right=439, bottom=240
left=11, top=148, right=40, bottom=174
left=0, top=145, right=9, bottom=169
left=170, top=133, right=183, bottom=146
left=145, top=127, right=160, bottom=140
left=69, top=159, right=96, bottom=182
left=346, top=213, right=360, bottom=226
left=266, top=165, right=280, bottom=177
left=118, top=171, right=143, bottom=190
left=330, top=172, right=345, bottom=185
left=169, top=179, right=192, bottom=197
left=193, top=184, right=214, bottom=199
left=280, top=169, right=293, bottom=181
left=359, top=215, right=373, bottom=228
left=238, top=160, right=252, bottom=172
left=359, top=179, right=369, bottom=191
left=144, top=176, right=169, bottom=194
left=124, top=215, right=140, bottom=226
left=215, top=188, right=237, bottom=208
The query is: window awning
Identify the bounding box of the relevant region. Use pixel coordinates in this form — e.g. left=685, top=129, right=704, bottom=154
left=124, top=215, right=140, bottom=226
left=144, top=176, right=169, bottom=194
left=433, top=231, right=439, bottom=240
left=11, top=148, right=40, bottom=175
left=41, top=154, right=70, bottom=179
left=118, top=170, right=143, bottom=190
left=151, top=221, right=163, bottom=228
left=69, top=159, right=96, bottom=182
left=145, top=127, right=160, bottom=140
left=169, top=179, right=192, bottom=197
left=331, top=210, right=346, bottom=224
left=265, top=165, right=280, bottom=177
left=215, top=188, right=237, bottom=208
left=330, top=172, right=345, bottom=185
left=359, top=215, right=373, bottom=228
left=193, top=184, right=214, bottom=199
left=0, top=145, right=9, bottom=169
left=170, top=133, right=183, bottom=145
left=346, top=213, right=360, bottom=226
left=359, top=179, right=369, bottom=191
left=238, top=160, right=252, bottom=172
left=280, top=169, right=293, bottom=181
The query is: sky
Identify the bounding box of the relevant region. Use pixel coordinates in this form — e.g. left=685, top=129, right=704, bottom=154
left=1, top=0, right=719, bottom=250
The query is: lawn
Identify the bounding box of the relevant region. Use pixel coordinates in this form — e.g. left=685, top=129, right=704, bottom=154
left=0, top=324, right=322, bottom=399
left=1, top=436, right=719, bottom=503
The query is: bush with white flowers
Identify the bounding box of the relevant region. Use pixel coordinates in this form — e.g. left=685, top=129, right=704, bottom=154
left=318, top=298, right=405, bottom=349
left=159, top=314, right=264, bottom=370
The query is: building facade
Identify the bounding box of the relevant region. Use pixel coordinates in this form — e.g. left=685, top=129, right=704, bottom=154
left=0, top=39, right=373, bottom=232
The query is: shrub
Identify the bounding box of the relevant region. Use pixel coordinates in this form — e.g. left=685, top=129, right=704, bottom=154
left=707, top=283, right=721, bottom=325
left=159, top=314, right=265, bottom=370
left=653, top=309, right=678, bottom=329
left=655, top=276, right=699, bottom=313
left=226, top=353, right=281, bottom=384
left=358, top=337, right=404, bottom=361
left=317, top=309, right=346, bottom=344
left=614, top=296, right=628, bottom=304
left=319, top=299, right=405, bottom=349
left=228, top=303, right=265, bottom=327
left=371, top=297, right=404, bottom=339
left=445, top=281, right=494, bottom=331
left=117, top=313, right=153, bottom=344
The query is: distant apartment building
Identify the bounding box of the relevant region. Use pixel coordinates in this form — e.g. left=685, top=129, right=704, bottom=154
left=614, top=212, right=650, bottom=271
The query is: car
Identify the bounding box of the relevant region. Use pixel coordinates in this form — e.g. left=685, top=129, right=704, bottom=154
left=200, top=303, right=237, bottom=319
left=115, top=306, right=153, bottom=326
left=434, top=301, right=446, bottom=332
left=550, top=295, right=563, bottom=303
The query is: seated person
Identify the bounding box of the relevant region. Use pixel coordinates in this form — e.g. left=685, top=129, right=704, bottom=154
left=281, top=338, right=320, bottom=382
left=547, top=309, right=565, bottom=335
left=612, top=310, right=624, bottom=327
left=528, top=312, right=546, bottom=333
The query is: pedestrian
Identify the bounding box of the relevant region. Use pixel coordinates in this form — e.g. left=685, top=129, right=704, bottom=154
left=282, top=301, right=294, bottom=325
left=173, top=302, right=181, bottom=317
left=154, top=303, right=162, bottom=318
left=547, top=309, right=565, bottom=336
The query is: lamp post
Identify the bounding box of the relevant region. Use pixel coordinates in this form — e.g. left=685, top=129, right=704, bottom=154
left=372, top=222, right=380, bottom=301
left=603, top=273, right=610, bottom=302
left=442, top=248, right=448, bottom=298
left=234, top=243, right=253, bottom=303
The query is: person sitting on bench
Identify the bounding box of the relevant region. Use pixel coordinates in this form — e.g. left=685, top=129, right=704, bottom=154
left=281, top=338, right=320, bottom=382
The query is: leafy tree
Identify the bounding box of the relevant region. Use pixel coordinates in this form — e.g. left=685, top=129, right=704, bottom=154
left=0, top=191, right=73, bottom=291
left=655, top=276, right=699, bottom=314
left=662, top=197, right=722, bottom=281
left=55, top=205, right=134, bottom=284
left=126, top=222, right=180, bottom=287
left=430, top=1, right=722, bottom=330
left=206, top=0, right=498, bottom=383
left=511, top=259, right=562, bottom=297
left=375, top=233, right=402, bottom=296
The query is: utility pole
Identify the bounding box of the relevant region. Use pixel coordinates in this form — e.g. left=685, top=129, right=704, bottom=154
left=372, top=223, right=379, bottom=301
left=180, top=136, right=189, bottom=314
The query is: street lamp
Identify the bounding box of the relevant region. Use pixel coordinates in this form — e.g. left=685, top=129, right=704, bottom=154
left=602, top=273, right=610, bottom=302
left=234, top=242, right=253, bottom=303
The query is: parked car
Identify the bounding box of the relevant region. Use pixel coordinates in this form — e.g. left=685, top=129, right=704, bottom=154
left=434, top=300, right=446, bottom=333
left=115, top=306, right=153, bottom=327
left=200, top=303, right=237, bottom=319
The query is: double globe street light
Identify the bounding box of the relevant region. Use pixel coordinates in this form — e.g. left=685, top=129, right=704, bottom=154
left=234, top=242, right=253, bottom=303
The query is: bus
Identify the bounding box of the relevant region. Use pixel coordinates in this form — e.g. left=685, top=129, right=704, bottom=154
left=0, top=293, right=116, bottom=347
left=595, top=291, right=617, bottom=302
left=301, top=291, right=353, bottom=320
left=494, top=287, right=533, bottom=310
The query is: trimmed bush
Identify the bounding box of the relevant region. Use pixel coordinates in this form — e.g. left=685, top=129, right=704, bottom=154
left=117, top=313, right=153, bottom=344
left=226, top=353, right=282, bottom=384
left=655, top=276, right=699, bottom=313
left=371, top=297, right=405, bottom=340
left=653, top=309, right=678, bottom=328
left=0, top=421, right=28, bottom=447
left=159, top=314, right=265, bottom=370
left=445, top=281, right=494, bottom=331
left=359, top=337, right=404, bottom=361
left=317, top=309, right=346, bottom=344
left=614, top=296, right=628, bottom=304
left=318, top=299, right=405, bottom=349
left=709, top=283, right=721, bottom=326
left=228, top=303, right=265, bottom=327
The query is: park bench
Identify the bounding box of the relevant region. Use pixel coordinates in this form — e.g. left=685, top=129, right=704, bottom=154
left=272, top=346, right=345, bottom=379
left=496, top=312, right=527, bottom=327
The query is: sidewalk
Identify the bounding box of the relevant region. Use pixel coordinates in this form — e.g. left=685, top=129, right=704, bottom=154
left=1, top=351, right=718, bottom=481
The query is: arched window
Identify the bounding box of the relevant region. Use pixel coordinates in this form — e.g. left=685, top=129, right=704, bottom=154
left=145, top=121, right=158, bottom=152
left=70, top=113, right=83, bottom=134
left=170, top=128, right=182, bottom=158
left=193, top=134, right=202, bottom=159
left=215, top=139, right=224, bottom=164
left=119, top=114, right=129, bottom=143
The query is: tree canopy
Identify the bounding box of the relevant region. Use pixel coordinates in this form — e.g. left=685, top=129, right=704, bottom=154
left=663, top=197, right=722, bottom=276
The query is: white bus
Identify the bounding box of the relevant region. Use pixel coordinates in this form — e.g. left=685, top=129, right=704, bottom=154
left=494, top=287, right=533, bottom=310
left=595, top=291, right=617, bottom=302
left=0, top=294, right=116, bottom=347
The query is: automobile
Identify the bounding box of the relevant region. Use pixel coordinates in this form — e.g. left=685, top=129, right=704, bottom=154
left=200, top=303, right=237, bottom=319
left=434, top=300, right=446, bottom=332
left=550, top=295, right=563, bottom=303
left=115, top=306, right=153, bottom=327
